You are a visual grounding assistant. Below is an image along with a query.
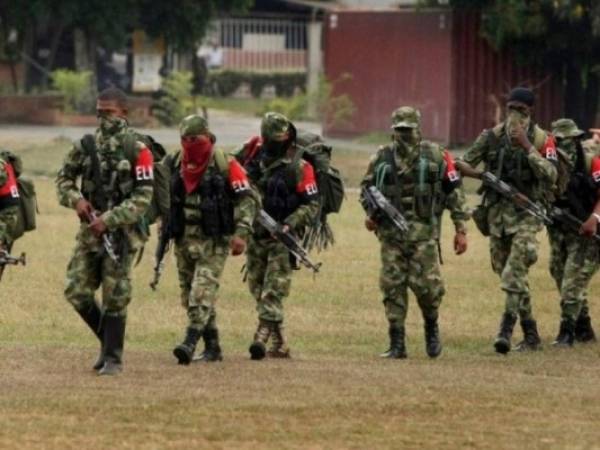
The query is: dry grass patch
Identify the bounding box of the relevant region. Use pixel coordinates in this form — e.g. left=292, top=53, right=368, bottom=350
left=0, top=173, right=599, bottom=448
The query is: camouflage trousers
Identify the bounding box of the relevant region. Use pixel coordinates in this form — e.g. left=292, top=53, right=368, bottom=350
left=379, top=238, right=444, bottom=325
left=548, top=227, right=599, bottom=322
left=175, top=237, right=229, bottom=332
left=246, top=236, right=292, bottom=323
left=489, top=228, right=539, bottom=320
left=64, top=228, right=137, bottom=317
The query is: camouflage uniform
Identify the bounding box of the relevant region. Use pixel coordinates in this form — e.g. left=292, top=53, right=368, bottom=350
left=168, top=116, right=259, bottom=364
left=461, top=113, right=557, bottom=353
left=0, top=155, right=19, bottom=249
left=56, top=119, right=154, bottom=374
left=233, top=112, right=319, bottom=360
left=548, top=118, right=600, bottom=345
left=361, top=107, right=463, bottom=359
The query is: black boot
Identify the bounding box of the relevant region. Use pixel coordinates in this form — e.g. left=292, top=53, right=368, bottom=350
left=249, top=319, right=273, bottom=360
left=75, top=302, right=104, bottom=371
left=98, top=314, right=126, bottom=376
left=553, top=319, right=575, bottom=347
left=494, top=313, right=516, bottom=354
left=173, top=327, right=201, bottom=365
left=515, top=319, right=542, bottom=352
left=380, top=324, right=407, bottom=359
left=575, top=314, right=597, bottom=343
left=200, top=328, right=223, bottom=362
left=424, top=317, right=442, bottom=358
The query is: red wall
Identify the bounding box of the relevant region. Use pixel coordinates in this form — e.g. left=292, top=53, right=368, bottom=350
left=323, top=10, right=564, bottom=144
left=324, top=10, right=455, bottom=142
left=451, top=12, right=563, bottom=144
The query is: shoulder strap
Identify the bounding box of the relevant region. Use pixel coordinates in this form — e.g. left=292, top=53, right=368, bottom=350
left=213, top=148, right=230, bottom=177
left=532, top=125, right=546, bottom=151
left=122, top=132, right=140, bottom=164
left=81, top=134, right=107, bottom=210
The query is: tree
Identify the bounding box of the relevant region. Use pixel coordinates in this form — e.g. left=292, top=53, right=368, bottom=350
left=0, top=0, right=253, bottom=93
left=445, top=0, right=600, bottom=130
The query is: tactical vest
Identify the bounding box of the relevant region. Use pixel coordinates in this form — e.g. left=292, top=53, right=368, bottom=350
left=375, top=141, right=447, bottom=223
left=79, top=133, right=141, bottom=213
left=556, top=145, right=596, bottom=221
left=482, top=124, right=547, bottom=202
left=242, top=147, right=303, bottom=223
left=169, top=150, right=235, bottom=239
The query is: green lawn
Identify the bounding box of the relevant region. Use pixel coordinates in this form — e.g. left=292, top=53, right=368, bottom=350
left=1, top=144, right=599, bottom=449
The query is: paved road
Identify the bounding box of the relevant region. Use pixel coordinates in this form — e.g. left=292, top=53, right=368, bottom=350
left=0, top=110, right=372, bottom=151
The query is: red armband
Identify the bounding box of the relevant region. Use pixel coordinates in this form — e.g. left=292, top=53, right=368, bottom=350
left=134, top=147, right=154, bottom=181
left=229, top=159, right=251, bottom=193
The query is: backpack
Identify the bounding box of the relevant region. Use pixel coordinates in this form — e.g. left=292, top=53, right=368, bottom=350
left=81, top=132, right=170, bottom=226
left=0, top=151, right=37, bottom=240
left=293, top=129, right=345, bottom=250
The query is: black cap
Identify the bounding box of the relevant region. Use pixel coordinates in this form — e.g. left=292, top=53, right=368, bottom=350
left=508, top=87, right=535, bottom=107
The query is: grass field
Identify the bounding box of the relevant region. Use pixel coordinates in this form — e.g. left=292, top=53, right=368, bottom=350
left=1, top=140, right=600, bottom=449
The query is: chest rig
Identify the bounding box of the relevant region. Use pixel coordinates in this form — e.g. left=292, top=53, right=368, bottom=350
left=558, top=145, right=597, bottom=221
left=375, top=142, right=445, bottom=222
left=80, top=133, right=137, bottom=213
left=170, top=153, right=235, bottom=239
left=244, top=147, right=302, bottom=223
left=483, top=125, right=544, bottom=202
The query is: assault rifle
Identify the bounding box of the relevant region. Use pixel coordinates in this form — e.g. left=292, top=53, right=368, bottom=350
left=150, top=219, right=171, bottom=290
left=257, top=209, right=322, bottom=273
left=0, top=248, right=26, bottom=282
left=480, top=172, right=552, bottom=225
left=361, top=185, right=409, bottom=233
left=549, top=207, right=600, bottom=242
left=87, top=211, right=119, bottom=263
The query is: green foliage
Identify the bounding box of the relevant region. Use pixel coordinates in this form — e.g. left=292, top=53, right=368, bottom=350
left=260, top=74, right=356, bottom=128
left=136, top=0, right=252, bottom=52
left=206, top=71, right=307, bottom=98
left=50, top=69, right=94, bottom=114
left=152, top=71, right=196, bottom=126
left=260, top=96, right=308, bottom=121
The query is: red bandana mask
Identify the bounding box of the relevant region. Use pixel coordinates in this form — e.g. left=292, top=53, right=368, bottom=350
left=181, top=135, right=213, bottom=194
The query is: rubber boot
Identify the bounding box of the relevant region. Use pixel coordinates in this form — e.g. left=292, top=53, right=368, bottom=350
left=494, top=313, right=516, bottom=354
left=173, top=327, right=202, bottom=365
left=267, top=322, right=291, bottom=358
left=249, top=319, right=273, bottom=360
left=379, top=323, right=407, bottom=359
left=552, top=319, right=575, bottom=347
left=515, top=319, right=542, bottom=352
left=75, top=302, right=104, bottom=371
left=575, top=314, right=597, bottom=343
left=424, top=317, right=442, bottom=358
left=98, top=314, right=125, bottom=376
left=200, top=328, right=223, bottom=362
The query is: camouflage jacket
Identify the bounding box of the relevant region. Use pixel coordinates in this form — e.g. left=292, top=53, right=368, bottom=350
left=165, top=148, right=259, bottom=243
left=56, top=127, right=154, bottom=249
left=232, top=143, right=319, bottom=234
left=0, top=157, right=19, bottom=246
left=441, top=184, right=469, bottom=235
left=461, top=122, right=557, bottom=237
left=361, top=141, right=461, bottom=242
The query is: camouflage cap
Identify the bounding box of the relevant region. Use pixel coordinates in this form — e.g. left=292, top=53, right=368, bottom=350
left=391, top=106, right=421, bottom=129
left=261, top=112, right=290, bottom=140
left=551, top=118, right=584, bottom=139
left=179, top=114, right=210, bottom=137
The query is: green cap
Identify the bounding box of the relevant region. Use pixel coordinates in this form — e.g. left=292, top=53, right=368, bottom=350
left=391, top=106, right=421, bottom=129
left=261, top=112, right=290, bottom=140
left=551, top=118, right=584, bottom=139
left=179, top=114, right=210, bottom=137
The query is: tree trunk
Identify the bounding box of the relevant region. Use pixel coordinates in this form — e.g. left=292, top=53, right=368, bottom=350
left=583, top=72, right=599, bottom=130
left=22, top=20, right=37, bottom=93
left=40, top=20, right=65, bottom=90
left=564, top=61, right=587, bottom=129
